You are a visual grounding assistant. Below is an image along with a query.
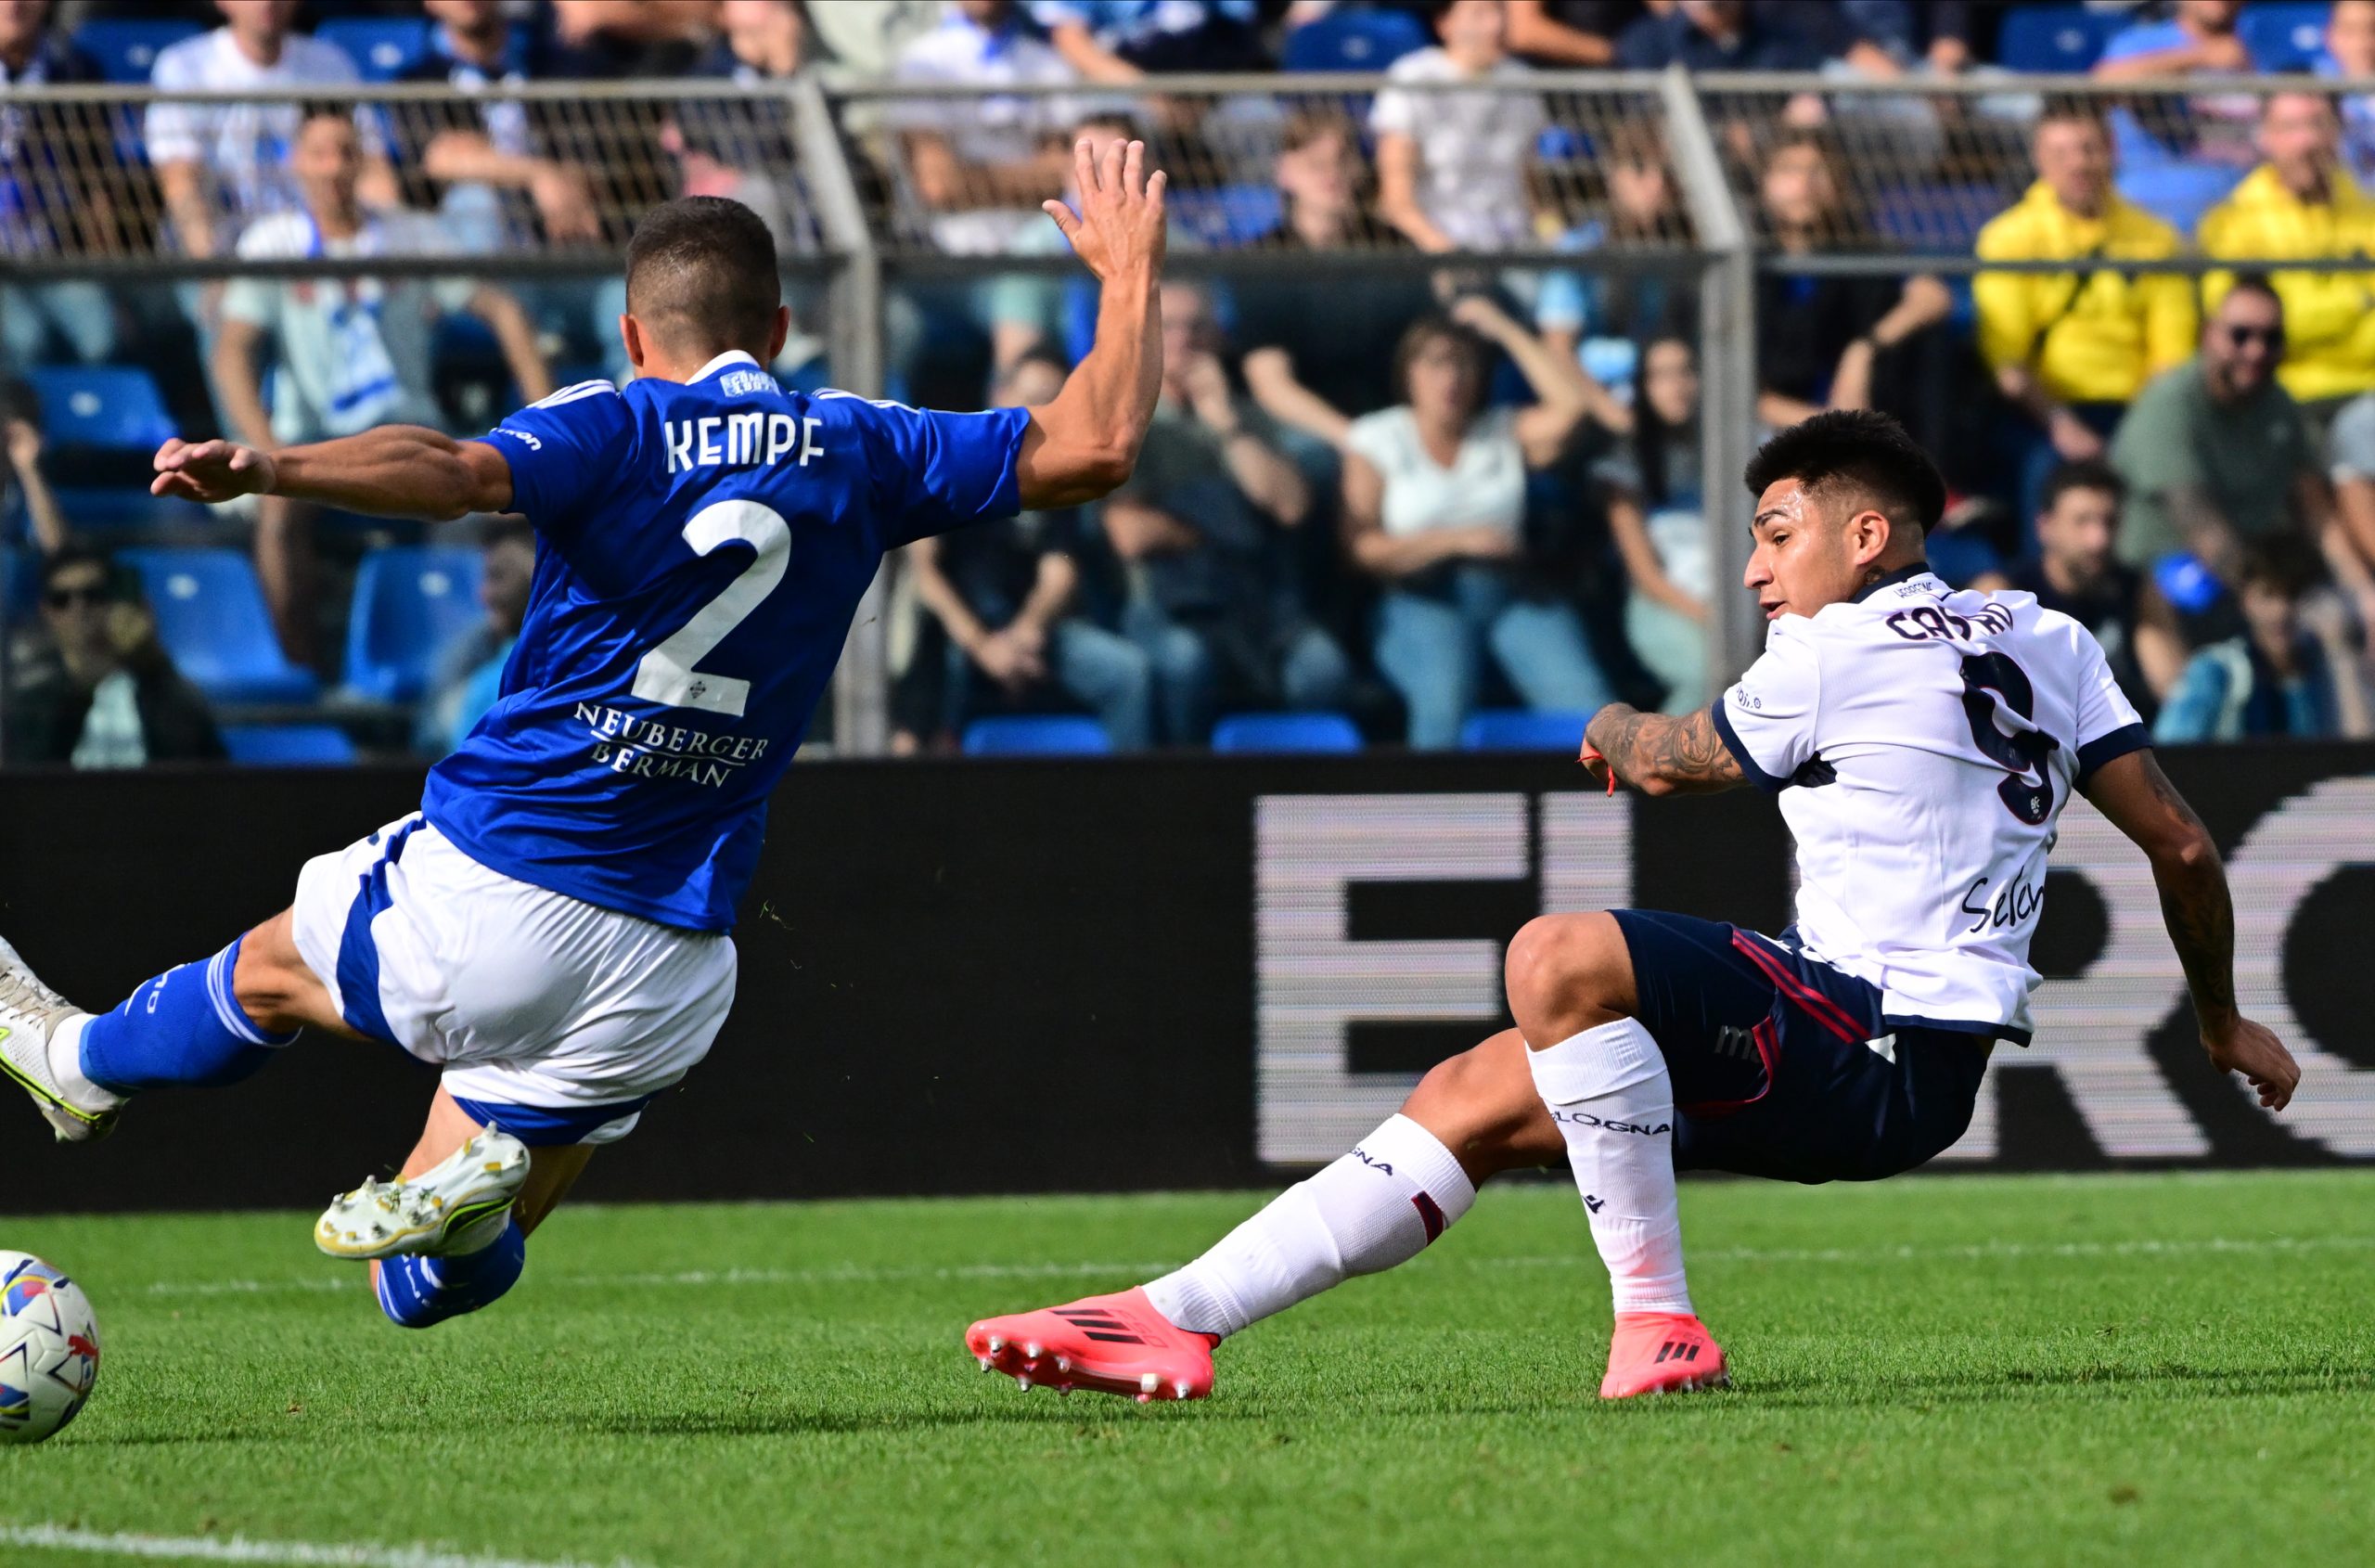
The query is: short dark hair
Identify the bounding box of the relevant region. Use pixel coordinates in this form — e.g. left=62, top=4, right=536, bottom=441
left=2221, top=271, right=2284, bottom=313
left=624, top=197, right=781, bottom=357
left=1741, top=409, right=1947, bottom=533
left=2036, top=96, right=2109, bottom=135
left=2237, top=535, right=2324, bottom=598
left=2040, top=456, right=2125, bottom=515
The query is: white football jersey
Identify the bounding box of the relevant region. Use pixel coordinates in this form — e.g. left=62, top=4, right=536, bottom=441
left=1711, top=568, right=2148, bottom=1044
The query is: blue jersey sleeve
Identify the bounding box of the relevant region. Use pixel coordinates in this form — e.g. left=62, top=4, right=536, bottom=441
left=832, top=395, right=1030, bottom=548
left=474, top=381, right=637, bottom=535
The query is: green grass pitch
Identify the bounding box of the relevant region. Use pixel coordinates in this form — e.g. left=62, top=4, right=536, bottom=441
left=4, top=1170, right=2372, bottom=1567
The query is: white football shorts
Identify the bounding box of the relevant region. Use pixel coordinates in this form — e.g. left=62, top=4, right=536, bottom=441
left=289, top=813, right=737, bottom=1145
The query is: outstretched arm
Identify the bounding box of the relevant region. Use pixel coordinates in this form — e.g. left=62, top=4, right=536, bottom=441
left=1015, top=138, right=1168, bottom=510
left=1580, top=704, right=1744, bottom=797
left=150, top=427, right=515, bottom=522
left=2082, top=748, right=2299, bottom=1110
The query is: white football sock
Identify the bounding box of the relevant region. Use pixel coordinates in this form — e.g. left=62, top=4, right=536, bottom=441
left=1143, top=1113, right=1476, bottom=1339
left=1528, top=1018, right=1694, bottom=1317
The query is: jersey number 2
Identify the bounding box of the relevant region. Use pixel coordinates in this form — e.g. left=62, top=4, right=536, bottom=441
left=1958, top=652, right=2060, bottom=825
left=632, top=499, right=790, bottom=719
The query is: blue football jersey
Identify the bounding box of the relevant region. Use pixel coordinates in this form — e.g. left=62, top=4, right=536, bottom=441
left=421, top=352, right=1028, bottom=931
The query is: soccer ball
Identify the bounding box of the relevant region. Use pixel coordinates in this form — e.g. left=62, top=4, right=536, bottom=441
left=0, top=1252, right=100, bottom=1445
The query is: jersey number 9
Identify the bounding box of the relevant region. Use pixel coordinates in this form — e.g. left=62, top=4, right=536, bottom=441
left=1958, top=652, right=2060, bottom=826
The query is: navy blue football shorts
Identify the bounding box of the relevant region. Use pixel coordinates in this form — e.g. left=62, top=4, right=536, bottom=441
left=1610, top=909, right=1991, bottom=1185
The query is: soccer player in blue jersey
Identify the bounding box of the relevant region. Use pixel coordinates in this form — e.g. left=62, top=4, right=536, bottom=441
left=0, top=139, right=1169, bottom=1329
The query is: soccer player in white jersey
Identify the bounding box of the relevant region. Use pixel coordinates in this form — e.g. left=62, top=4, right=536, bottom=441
left=0, top=143, right=1170, bottom=1330
left=967, top=409, right=2304, bottom=1403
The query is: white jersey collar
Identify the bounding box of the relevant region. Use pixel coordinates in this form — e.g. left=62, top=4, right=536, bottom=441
left=1850, top=562, right=1945, bottom=605
left=688, top=349, right=763, bottom=384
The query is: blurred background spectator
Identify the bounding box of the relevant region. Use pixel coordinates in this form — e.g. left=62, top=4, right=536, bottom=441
left=2153, top=539, right=2372, bottom=743
left=1535, top=120, right=1693, bottom=409
left=2108, top=276, right=2375, bottom=677
left=1371, top=0, right=1545, bottom=254
left=2199, top=91, right=2375, bottom=422
left=904, top=350, right=1152, bottom=752
left=1598, top=334, right=1709, bottom=714
left=892, top=0, right=1075, bottom=259
left=1102, top=281, right=1348, bottom=745
left=0, top=0, right=118, bottom=377
left=1342, top=298, right=1611, bottom=749
left=1753, top=130, right=1954, bottom=432
left=1236, top=108, right=1435, bottom=461
left=2317, top=0, right=2375, bottom=183
left=6, top=546, right=224, bottom=769
left=1972, top=459, right=2171, bottom=721
left=2091, top=0, right=2257, bottom=234
left=1504, top=0, right=1642, bottom=67
left=1032, top=0, right=1265, bottom=80
left=1974, top=99, right=2194, bottom=532
left=1615, top=0, right=1824, bottom=71
left=213, top=104, right=551, bottom=665
left=4, top=383, right=69, bottom=556
left=417, top=519, right=534, bottom=757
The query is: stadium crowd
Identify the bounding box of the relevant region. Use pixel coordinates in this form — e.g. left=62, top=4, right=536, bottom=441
left=6, top=0, right=2375, bottom=764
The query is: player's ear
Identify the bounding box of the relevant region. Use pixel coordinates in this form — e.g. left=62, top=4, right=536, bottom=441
left=1850, top=508, right=1893, bottom=568
left=766, top=305, right=791, bottom=365
left=620, top=313, right=648, bottom=377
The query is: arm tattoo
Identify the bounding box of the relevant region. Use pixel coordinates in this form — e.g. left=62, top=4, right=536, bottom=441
left=2144, top=760, right=2239, bottom=1027
left=1587, top=704, right=1745, bottom=795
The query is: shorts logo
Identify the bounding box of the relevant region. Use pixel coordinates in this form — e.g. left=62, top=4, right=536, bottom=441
left=1549, top=1110, right=1671, bottom=1137
left=1584, top=1194, right=1606, bottom=1214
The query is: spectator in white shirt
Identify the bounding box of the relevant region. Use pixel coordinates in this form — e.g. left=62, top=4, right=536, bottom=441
left=146, top=0, right=394, bottom=263
left=1343, top=298, right=1613, bottom=748
left=1371, top=0, right=1547, bottom=254
left=212, top=106, right=550, bottom=665
left=892, top=0, right=1078, bottom=257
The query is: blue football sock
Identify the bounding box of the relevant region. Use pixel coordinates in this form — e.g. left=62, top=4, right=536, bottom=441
left=79, top=934, right=298, bottom=1096
left=375, top=1222, right=527, bottom=1330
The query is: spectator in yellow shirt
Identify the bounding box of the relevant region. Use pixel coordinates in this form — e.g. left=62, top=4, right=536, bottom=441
left=2200, top=92, right=2375, bottom=415
left=1973, top=100, right=2195, bottom=532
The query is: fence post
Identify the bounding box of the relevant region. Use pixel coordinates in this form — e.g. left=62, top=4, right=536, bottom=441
left=794, top=76, right=891, bottom=755
left=1658, top=65, right=1761, bottom=686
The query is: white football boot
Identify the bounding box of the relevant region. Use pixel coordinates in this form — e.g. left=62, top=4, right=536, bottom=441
left=0, top=935, right=121, bottom=1143
left=315, top=1126, right=532, bottom=1260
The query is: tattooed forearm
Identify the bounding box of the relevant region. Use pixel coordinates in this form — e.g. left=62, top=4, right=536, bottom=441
left=1586, top=704, right=1745, bottom=796
left=2145, top=765, right=2240, bottom=1031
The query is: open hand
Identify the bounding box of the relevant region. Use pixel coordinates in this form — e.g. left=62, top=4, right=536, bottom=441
left=1043, top=137, right=1167, bottom=286
left=2206, top=1016, right=2299, bottom=1112
left=151, top=438, right=277, bottom=504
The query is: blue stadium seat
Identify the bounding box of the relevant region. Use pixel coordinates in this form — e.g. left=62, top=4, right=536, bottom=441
left=317, top=17, right=432, bottom=80
left=2240, top=3, right=2331, bottom=71
left=960, top=715, right=1113, bottom=756
left=1458, top=709, right=1590, bottom=753
left=72, top=18, right=204, bottom=83
left=1211, top=712, right=1364, bottom=753
left=119, top=548, right=320, bottom=704
left=1281, top=6, right=1431, bottom=71
left=25, top=366, right=174, bottom=452
left=221, top=724, right=359, bottom=767
left=1168, top=184, right=1284, bottom=248
left=343, top=546, right=486, bottom=702
left=1996, top=5, right=2119, bottom=73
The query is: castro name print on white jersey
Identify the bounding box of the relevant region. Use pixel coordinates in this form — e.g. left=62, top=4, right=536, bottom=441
left=1710, top=570, right=2147, bottom=1044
